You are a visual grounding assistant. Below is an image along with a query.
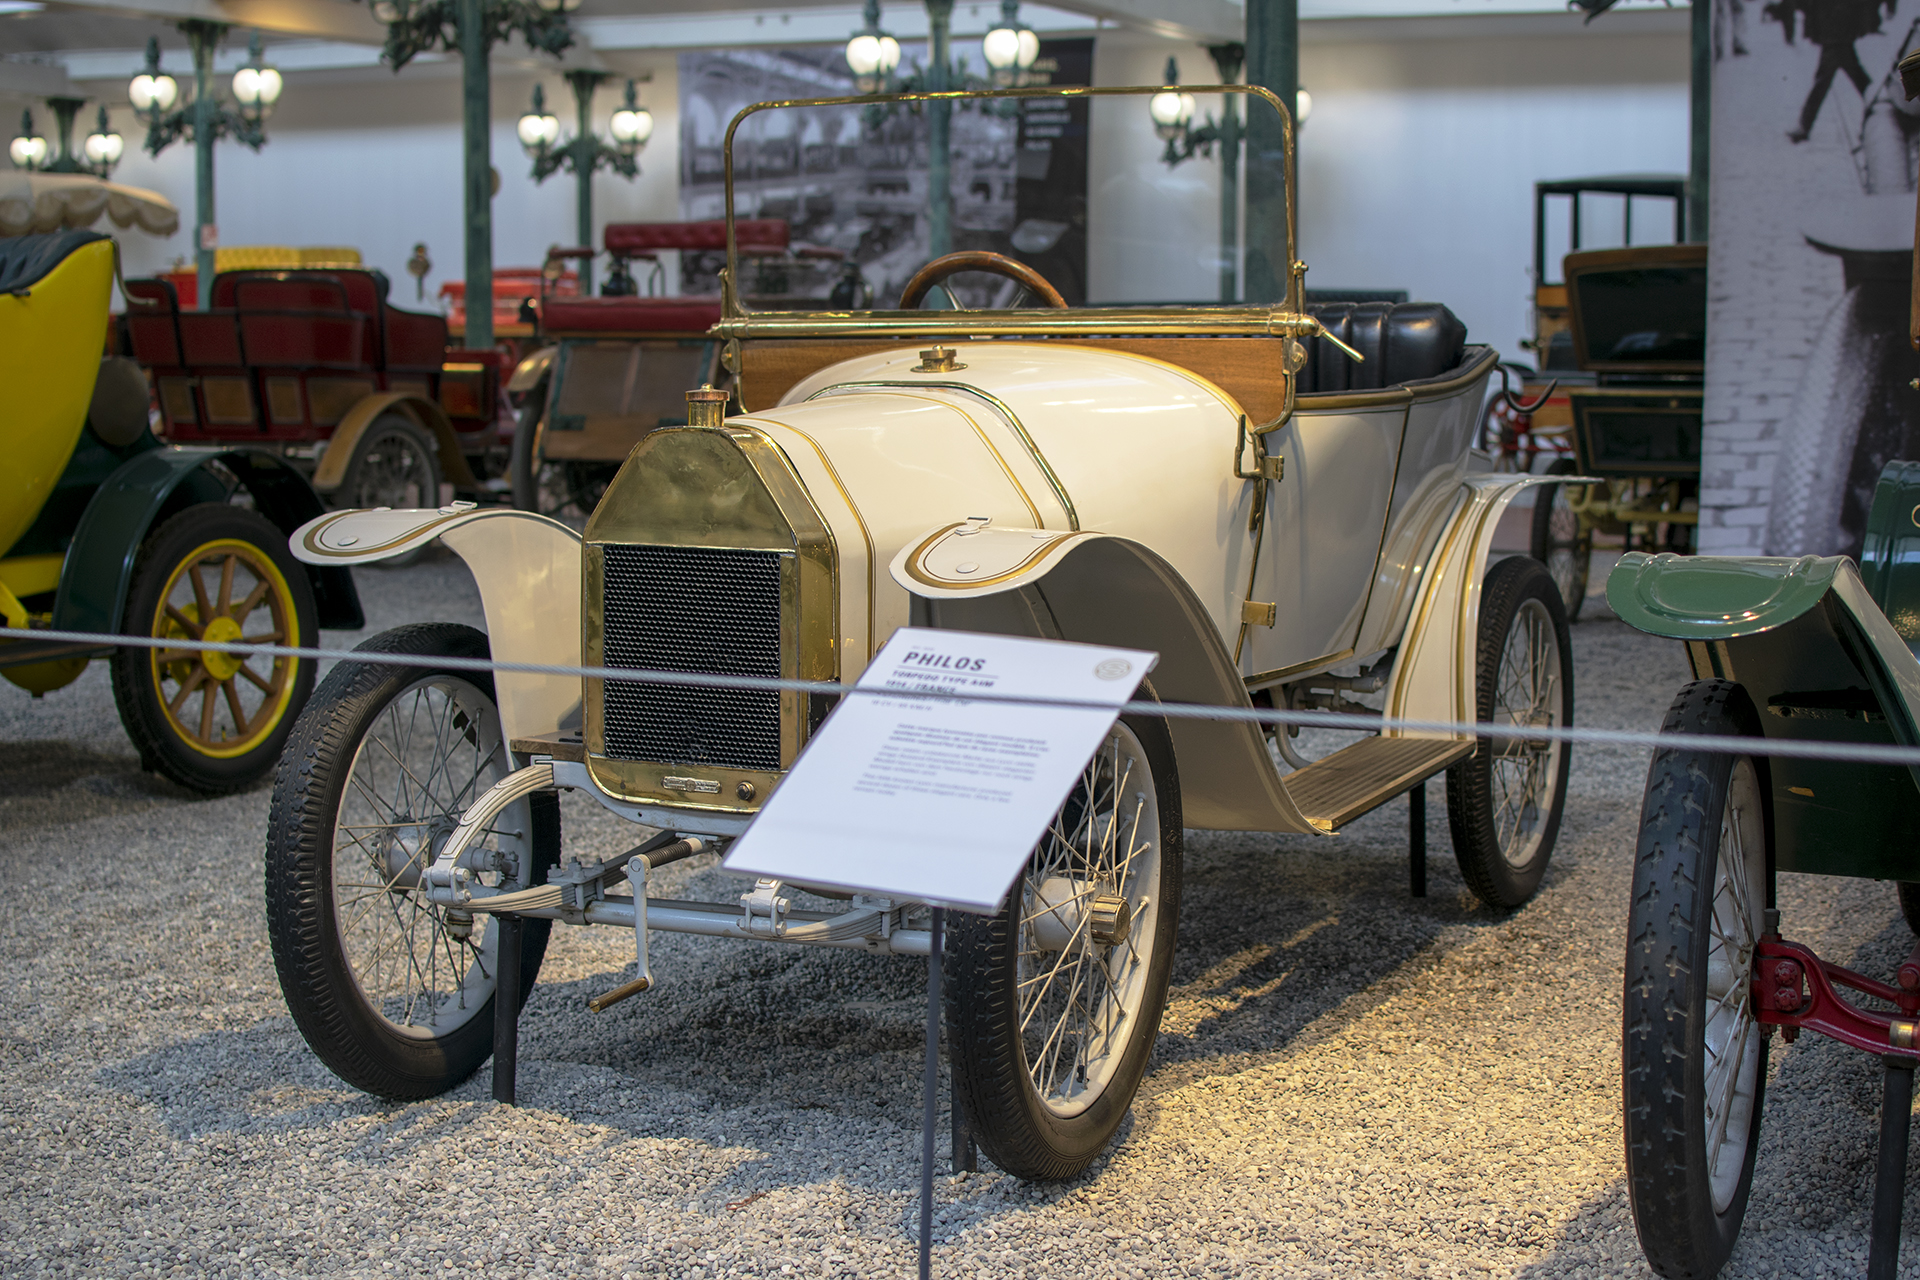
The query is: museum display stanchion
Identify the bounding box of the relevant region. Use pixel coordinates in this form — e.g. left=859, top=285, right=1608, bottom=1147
left=917, top=908, right=946, bottom=1280
left=493, top=915, right=523, bottom=1105
left=1409, top=782, right=1427, bottom=899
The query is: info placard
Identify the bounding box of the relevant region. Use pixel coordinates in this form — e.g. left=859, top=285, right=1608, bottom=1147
left=720, top=628, right=1156, bottom=914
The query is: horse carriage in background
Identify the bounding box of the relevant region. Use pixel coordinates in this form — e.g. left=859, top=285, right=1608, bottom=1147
left=122, top=260, right=515, bottom=512
left=260, top=83, right=1582, bottom=1183
left=1610, top=48, right=1920, bottom=1280
left=0, top=228, right=359, bottom=793
left=1525, top=241, right=1706, bottom=619
left=507, top=217, right=864, bottom=519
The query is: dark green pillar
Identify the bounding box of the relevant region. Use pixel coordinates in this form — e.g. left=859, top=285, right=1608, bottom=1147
left=567, top=70, right=609, bottom=292
left=187, top=23, right=220, bottom=310
left=459, top=0, right=493, bottom=350
left=926, top=0, right=953, bottom=260
left=1688, top=0, right=1709, bottom=241
left=1243, top=0, right=1297, bottom=306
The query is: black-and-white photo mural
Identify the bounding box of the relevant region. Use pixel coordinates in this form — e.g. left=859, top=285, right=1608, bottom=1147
left=1703, top=0, right=1920, bottom=556
left=676, top=39, right=1092, bottom=309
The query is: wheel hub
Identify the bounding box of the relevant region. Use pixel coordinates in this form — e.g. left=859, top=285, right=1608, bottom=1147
left=1030, top=877, right=1132, bottom=950
left=1087, top=895, right=1131, bottom=946
left=200, top=614, right=245, bottom=681
left=377, top=818, right=449, bottom=891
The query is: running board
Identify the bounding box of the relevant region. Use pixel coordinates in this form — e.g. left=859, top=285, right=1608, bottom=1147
left=1284, top=736, right=1474, bottom=832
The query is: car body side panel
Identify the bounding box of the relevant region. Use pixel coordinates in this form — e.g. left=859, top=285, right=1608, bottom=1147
left=1249, top=402, right=1405, bottom=669
left=778, top=342, right=1273, bottom=649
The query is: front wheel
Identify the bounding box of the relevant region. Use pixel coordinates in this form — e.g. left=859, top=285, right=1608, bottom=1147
left=1623, top=679, right=1771, bottom=1278
left=109, top=502, right=318, bottom=795
left=1446, top=554, right=1573, bottom=908
left=264, top=623, right=557, bottom=1100
left=1529, top=458, right=1592, bottom=621
left=946, top=715, right=1182, bottom=1180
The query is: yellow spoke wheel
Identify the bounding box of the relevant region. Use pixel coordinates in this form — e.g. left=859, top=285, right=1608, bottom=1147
left=110, top=504, right=318, bottom=795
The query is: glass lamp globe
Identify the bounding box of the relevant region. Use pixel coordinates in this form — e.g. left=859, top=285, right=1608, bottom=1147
left=982, top=25, right=1022, bottom=71
left=84, top=109, right=124, bottom=168
left=129, top=71, right=179, bottom=113
left=518, top=111, right=560, bottom=152
left=610, top=104, right=653, bottom=147
left=233, top=65, right=284, bottom=112
left=1296, top=88, right=1313, bottom=125
left=1148, top=91, right=1194, bottom=142
left=9, top=132, right=47, bottom=170
left=535, top=0, right=581, bottom=13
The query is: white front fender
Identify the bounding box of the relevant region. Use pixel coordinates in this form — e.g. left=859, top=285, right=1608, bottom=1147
left=291, top=505, right=582, bottom=745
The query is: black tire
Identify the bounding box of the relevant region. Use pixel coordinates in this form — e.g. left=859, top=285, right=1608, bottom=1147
left=508, top=389, right=545, bottom=514
left=1900, top=882, right=1920, bottom=937
left=1446, top=555, right=1574, bottom=908
left=341, top=413, right=441, bottom=512
left=109, top=502, right=318, bottom=795
left=1623, top=679, right=1772, bottom=1279
left=265, top=623, right=558, bottom=1100
left=1529, top=458, right=1592, bottom=622
left=946, top=714, right=1182, bottom=1180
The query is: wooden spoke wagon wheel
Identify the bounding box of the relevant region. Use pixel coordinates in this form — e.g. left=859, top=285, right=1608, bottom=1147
left=110, top=503, right=317, bottom=794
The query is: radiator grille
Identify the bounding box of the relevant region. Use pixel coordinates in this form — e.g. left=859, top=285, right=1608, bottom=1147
left=599, top=544, right=783, bottom=771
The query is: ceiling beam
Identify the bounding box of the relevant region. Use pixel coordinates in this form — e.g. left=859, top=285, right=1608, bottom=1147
left=44, top=0, right=387, bottom=43
left=1048, top=0, right=1241, bottom=41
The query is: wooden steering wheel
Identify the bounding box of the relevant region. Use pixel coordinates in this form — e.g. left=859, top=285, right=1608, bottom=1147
left=897, top=251, right=1068, bottom=310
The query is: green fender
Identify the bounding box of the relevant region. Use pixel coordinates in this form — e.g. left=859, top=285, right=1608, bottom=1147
left=52, top=447, right=363, bottom=636
left=1607, top=549, right=1920, bottom=881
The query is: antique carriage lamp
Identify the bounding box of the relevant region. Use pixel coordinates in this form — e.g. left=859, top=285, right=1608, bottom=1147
left=845, top=0, right=901, bottom=94
left=83, top=107, right=124, bottom=175
left=981, top=1, right=1039, bottom=88
left=127, top=44, right=179, bottom=122
left=9, top=112, right=48, bottom=170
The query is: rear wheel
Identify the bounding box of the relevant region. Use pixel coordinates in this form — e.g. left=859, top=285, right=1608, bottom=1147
left=264, top=623, right=557, bottom=1100
left=342, top=413, right=441, bottom=511
left=1529, top=458, right=1592, bottom=621
left=110, top=503, right=317, bottom=795
left=946, top=716, right=1181, bottom=1180
left=1446, top=555, right=1573, bottom=908
left=1624, top=679, right=1770, bottom=1278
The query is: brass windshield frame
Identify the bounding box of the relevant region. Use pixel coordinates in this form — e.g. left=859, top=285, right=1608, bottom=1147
left=714, top=84, right=1305, bottom=340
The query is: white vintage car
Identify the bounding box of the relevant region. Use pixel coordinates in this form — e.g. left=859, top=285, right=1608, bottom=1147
left=265, top=85, right=1573, bottom=1181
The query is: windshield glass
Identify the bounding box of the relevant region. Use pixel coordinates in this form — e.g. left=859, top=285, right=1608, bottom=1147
left=684, top=72, right=1296, bottom=314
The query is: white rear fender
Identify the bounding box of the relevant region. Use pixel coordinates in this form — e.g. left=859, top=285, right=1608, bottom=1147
left=291, top=505, right=583, bottom=744
left=1382, top=474, right=1593, bottom=737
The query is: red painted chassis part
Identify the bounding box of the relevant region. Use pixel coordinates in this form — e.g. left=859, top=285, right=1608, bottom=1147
left=1753, top=936, right=1920, bottom=1055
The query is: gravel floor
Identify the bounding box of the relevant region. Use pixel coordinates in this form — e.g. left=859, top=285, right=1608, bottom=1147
left=4, top=551, right=1919, bottom=1279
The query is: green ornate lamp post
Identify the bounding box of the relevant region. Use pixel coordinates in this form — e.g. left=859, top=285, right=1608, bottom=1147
left=363, top=0, right=576, bottom=348
left=518, top=73, right=651, bottom=293
left=128, top=27, right=282, bottom=309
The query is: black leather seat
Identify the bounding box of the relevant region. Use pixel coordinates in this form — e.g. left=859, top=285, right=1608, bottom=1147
left=0, top=229, right=108, bottom=295
left=1297, top=301, right=1467, bottom=394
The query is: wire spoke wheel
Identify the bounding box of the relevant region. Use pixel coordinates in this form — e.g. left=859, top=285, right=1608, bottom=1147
left=344, top=414, right=440, bottom=512
left=1447, top=555, right=1572, bottom=908
left=948, top=715, right=1181, bottom=1180
left=266, top=624, right=557, bottom=1099
left=333, top=674, right=512, bottom=1039
left=110, top=503, right=316, bottom=794
left=1624, top=679, right=1771, bottom=1277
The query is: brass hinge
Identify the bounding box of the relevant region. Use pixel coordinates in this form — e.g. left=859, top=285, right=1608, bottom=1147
left=1258, top=454, right=1284, bottom=482
left=1242, top=600, right=1277, bottom=628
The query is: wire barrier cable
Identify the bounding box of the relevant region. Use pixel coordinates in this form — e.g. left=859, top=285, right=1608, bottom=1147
left=10, top=624, right=1920, bottom=768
